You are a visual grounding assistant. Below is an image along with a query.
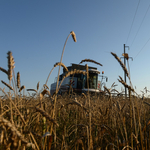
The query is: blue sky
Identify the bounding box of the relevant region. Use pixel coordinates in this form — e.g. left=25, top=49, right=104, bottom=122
left=0, top=0, right=150, bottom=96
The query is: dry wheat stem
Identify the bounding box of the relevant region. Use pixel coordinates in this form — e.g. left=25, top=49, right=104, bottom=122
left=111, top=89, right=119, bottom=94
left=111, top=52, right=129, bottom=77
left=0, top=87, right=26, bottom=125
left=29, top=132, right=40, bottom=150
left=0, top=116, right=35, bottom=149
left=104, top=86, right=111, bottom=95
left=82, top=93, right=87, bottom=98
left=45, top=63, right=68, bottom=89
left=35, top=107, right=59, bottom=127
left=85, top=64, right=92, bottom=150
left=45, top=67, right=55, bottom=86
left=79, top=59, right=103, bottom=66
left=110, top=82, right=115, bottom=89
left=122, top=145, right=133, bottom=150
left=63, top=101, right=88, bottom=112
left=118, top=76, right=134, bottom=92
left=53, top=32, right=77, bottom=149
left=55, top=31, right=77, bottom=95
left=1, top=80, right=14, bottom=91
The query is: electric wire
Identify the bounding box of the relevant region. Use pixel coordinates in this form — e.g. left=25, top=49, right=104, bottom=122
left=130, top=3, right=150, bottom=48
left=126, top=0, right=141, bottom=44
left=134, top=37, right=150, bottom=59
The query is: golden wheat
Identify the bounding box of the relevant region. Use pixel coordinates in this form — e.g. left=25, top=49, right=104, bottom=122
left=70, top=31, right=77, bottom=42
left=26, top=89, right=37, bottom=93
left=0, top=67, right=8, bottom=75
left=0, top=116, right=35, bottom=149
left=118, top=76, right=134, bottom=92
left=7, top=51, right=15, bottom=81
left=17, top=72, right=20, bottom=89
left=79, top=59, right=103, bottom=66
left=111, top=52, right=129, bottom=77
left=54, top=62, right=68, bottom=72
left=1, top=80, right=13, bottom=90
left=104, top=86, right=111, bottom=95
left=35, top=107, right=59, bottom=127
left=37, top=81, right=40, bottom=91
left=43, top=84, right=49, bottom=90
left=40, top=89, right=50, bottom=100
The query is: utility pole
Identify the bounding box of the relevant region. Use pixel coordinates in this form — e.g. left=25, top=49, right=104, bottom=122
left=121, top=44, right=133, bottom=98
left=123, top=44, right=129, bottom=98
left=124, top=44, right=127, bottom=98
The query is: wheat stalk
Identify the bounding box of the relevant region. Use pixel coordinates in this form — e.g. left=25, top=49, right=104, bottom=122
left=118, top=76, right=134, bottom=92
left=82, top=93, right=87, bottom=98
left=64, top=100, right=88, bottom=111
left=35, top=107, right=59, bottom=127
left=79, top=59, right=103, bottom=66
left=45, top=62, right=68, bottom=87
left=111, top=52, right=129, bottom=77
left=0, top=116, right=35, bottom=149
left=104, top=86, right=111, bottom=95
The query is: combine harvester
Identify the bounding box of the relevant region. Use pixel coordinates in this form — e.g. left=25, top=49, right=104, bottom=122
left=50, top=64, right=107, bottom=95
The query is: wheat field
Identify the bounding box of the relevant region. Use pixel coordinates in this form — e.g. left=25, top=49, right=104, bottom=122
left=0, top=33, right=150, bottom=150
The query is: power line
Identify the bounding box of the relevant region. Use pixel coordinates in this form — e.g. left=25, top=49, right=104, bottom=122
left=130, top=3, right=150, bottom=48
left=134, top=37, right=150, bottom=59
left=126, top=0, right=141, bottom=44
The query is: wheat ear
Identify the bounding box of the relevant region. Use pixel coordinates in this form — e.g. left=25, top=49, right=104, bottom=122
left=37, top=81, right=40, bottom=91
left=118, top=76, right=134, bottom=92
left=0, top=67, right=8, bottom=75
left=43, top=84, right=49, bottom=90
left=7, top=51, right=15, bottom=81
left=35, top=107, right=59, bottom=127
left=26, top=89, right=37, bottom=93
left=17, top=72, right=20, bottom=89
left=104, top=86, right=111, bottom=95
left=65, top=100, right=88, bottom=111
left=40, top=89, right=50, bottom=100
left=19, top=85, right=25, bottom=92
left=79, top=59, right=103, bottom=66
left=54, top=62, right=68, bottom=72
left=111, top=52, right=129, bottom=77
left=70, top=31, right=77, bottom=42
left=45, top=62, right=68, bottom=86
left=1, top=80, right=13, bottom=90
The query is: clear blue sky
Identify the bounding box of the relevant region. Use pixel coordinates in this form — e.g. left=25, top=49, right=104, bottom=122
left=0, top=0, right=150, bottom=96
